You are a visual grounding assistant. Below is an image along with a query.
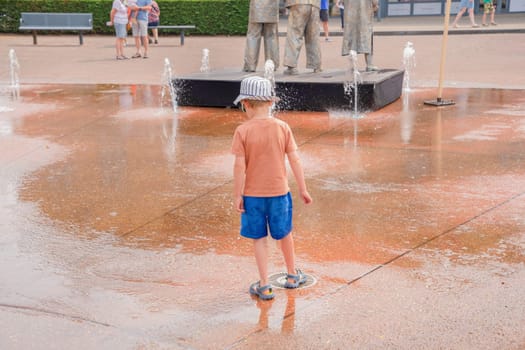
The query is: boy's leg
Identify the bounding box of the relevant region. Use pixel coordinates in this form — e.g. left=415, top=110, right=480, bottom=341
left=254, top=237, right=270, bottom=288
left=279, top=233, right=297, bottom=284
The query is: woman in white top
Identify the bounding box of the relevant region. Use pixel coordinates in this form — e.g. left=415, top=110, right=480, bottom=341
left=337, top=0, right=344, bottom=29
left=110, top=0, right=130, bottom=60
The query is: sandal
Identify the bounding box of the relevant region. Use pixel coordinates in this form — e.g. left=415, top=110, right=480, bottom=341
left=284, top=269, right=307, bottom=289
left=249, top=282, right=274, bottom=300
left=131, top=53, right=141, bottom=59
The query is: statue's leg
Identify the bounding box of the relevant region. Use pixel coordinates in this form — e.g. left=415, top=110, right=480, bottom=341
left=365, top=53, right=379, bottom=71
left=243, top=22, right=263, bottom=72
left=304, top=5, right=322, bottom=71
left=364, top=29, right=378, bottom=71
left=284, top=5, right=308, bottom=70
left=262, top=23, right=280, bottom=69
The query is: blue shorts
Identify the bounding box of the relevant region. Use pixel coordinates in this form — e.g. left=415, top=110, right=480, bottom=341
left=459, top=0, right=475, bottom=9
left=114, top=23, right=127, bottom=38
left=240, top=192, right=293, bottom=240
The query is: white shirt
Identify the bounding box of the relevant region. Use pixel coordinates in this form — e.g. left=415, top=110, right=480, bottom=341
left=112, top=0, right=129, bottom=24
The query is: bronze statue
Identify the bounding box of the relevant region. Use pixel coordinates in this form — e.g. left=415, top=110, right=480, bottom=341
left=283, top=0, right=322, bottom=75
left=342, top=0, right=379, bottom=71
left=243, top=0, right=280, bottom=72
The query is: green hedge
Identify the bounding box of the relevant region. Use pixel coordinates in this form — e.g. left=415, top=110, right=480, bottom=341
left=0, top=0, right=250, bottom=35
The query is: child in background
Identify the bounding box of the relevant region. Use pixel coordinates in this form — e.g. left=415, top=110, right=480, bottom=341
left=231, top=76, right=313, bottom=300
left=481, top=0, right=497, bottom=26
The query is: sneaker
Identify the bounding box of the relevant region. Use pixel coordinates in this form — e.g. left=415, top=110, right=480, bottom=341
left=283, top=67, right=299, bottom=75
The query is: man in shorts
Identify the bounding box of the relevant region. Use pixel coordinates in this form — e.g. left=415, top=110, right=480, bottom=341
left=320, top=0, right=332, bottom=42
left=452, top=0, right=479, bottom=28
left=231, top=76, right=313, bottom=300
left=130, top=0, right=152, bottom=58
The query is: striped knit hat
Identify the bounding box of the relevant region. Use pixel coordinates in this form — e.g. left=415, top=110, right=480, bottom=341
left=233, top=76, right=279, bottom=105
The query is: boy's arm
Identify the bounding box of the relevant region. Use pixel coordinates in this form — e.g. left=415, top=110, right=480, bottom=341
left=287, top=151, right=313, bottom=204
left=233, top=155, right=246, bottom=213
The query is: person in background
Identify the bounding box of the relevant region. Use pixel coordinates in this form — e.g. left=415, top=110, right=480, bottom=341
left=130, top=0, right=152, bottom=58
left=231, top=76, right=313, bottom=300
left=337, top=0, right=344, bottom=29
left=320, top=0, right=332, bottom=42
left=110, top=0, right=130, bottom=60
left=452, top=0, right=479, bottom=28
left=481, top=0, right=497, bottom=26
left=128, top=0, right=139, bottom=53
left=148, top=0, right=160, bottom=44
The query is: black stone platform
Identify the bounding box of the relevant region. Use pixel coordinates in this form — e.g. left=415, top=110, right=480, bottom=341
left=174, top=68, right=404, bottom=112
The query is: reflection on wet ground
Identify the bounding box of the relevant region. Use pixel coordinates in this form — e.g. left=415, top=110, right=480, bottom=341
left=1, top=85, right=524, bottom=348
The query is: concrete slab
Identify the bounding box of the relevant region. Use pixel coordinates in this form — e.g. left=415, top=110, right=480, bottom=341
left=176, top=68, right=404, bottom=111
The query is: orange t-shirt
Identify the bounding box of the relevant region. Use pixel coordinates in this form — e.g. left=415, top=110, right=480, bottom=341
left=231, top=117, right=298, bottom=197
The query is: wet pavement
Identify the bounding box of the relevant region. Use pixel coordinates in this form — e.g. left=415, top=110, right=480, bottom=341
left=1, top=26, right=525, bottom=349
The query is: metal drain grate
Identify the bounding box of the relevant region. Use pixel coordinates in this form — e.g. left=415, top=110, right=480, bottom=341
left=267, top=272, right=317, bottom=289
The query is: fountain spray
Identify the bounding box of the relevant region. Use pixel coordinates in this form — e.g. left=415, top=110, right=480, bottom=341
left=9, top=49, right=20, bottom=100
left=200, top=49, right=210, bottom=73
left=161, top=58, right=177, bottom=112
left=343, top=50, right=363, bottom=119
left=402, top=42, right=416, bottom=92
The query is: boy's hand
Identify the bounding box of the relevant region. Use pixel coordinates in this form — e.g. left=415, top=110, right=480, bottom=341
left=234, top=195, right=245, bottom=213
left=300, top=190, right=313, bottom=205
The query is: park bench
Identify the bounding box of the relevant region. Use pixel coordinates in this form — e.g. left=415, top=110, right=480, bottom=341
left=19, top=12, right=93, bottom=45
left=155, top=25, right=196, bottom=46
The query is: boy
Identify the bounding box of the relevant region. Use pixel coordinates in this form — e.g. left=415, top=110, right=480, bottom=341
left=481, top=0, right=497, bottom=26
left=231, top=76, right=313, bottom=300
